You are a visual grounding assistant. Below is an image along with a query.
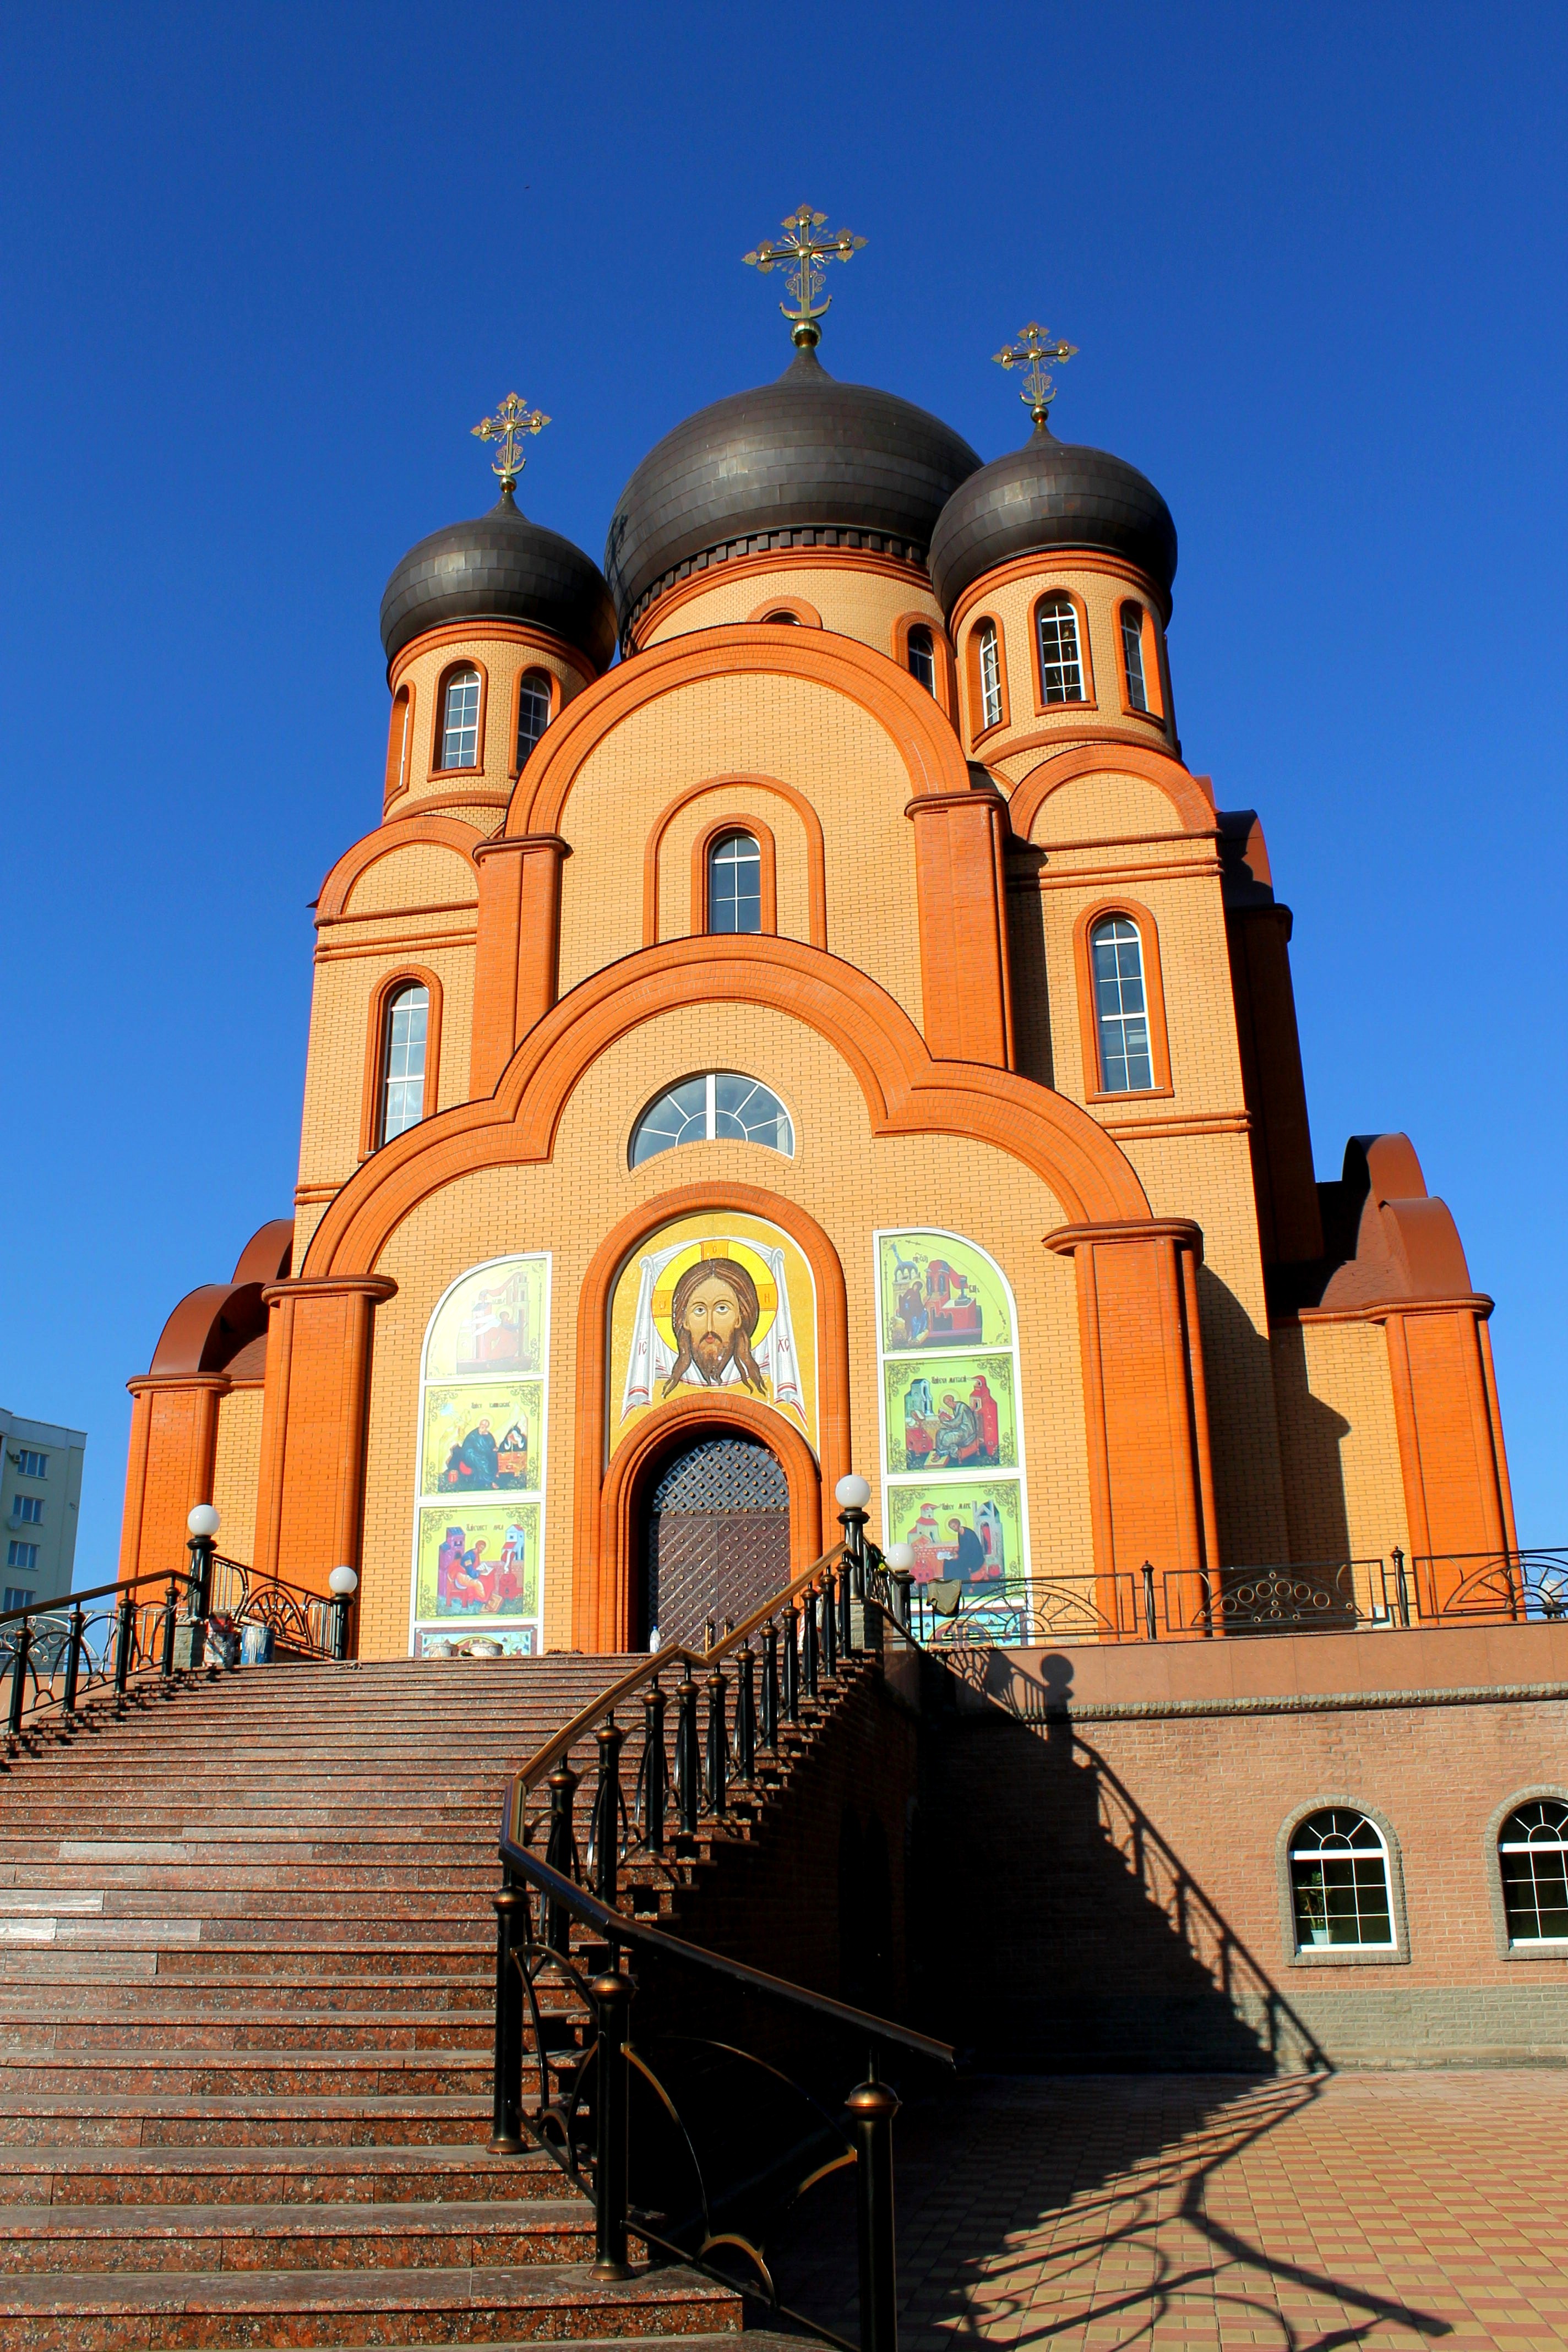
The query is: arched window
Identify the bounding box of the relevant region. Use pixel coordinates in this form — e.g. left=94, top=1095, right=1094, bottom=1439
left=1090, top=918, right=1153, bottom=1092
left=1499, top=1801, right=1568, bottom=1943
left=1289, top=1810, right=1394, bottom=1949
left=379, top=983, right=429, bottom=1143
left=1036, top=596, right=1085, bottom=704
left=906, top=625, right=937, bottom=694
left=977, top=621, right=1003, bottom=729
left=707, top=831, right=762, bottom=933
left=631, top=1073, right=794, bottom=1167
left=1121, top=603, right=1150, bottom=712
left=516, top=671, right=551, bottom=767
left=439, top=668, right=481, bottom=770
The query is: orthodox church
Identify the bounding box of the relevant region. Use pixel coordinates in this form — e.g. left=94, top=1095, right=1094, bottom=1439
left=118, top=210, right=1515, bottom=1657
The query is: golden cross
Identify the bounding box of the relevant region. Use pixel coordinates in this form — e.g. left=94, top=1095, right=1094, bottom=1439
left=471, top=393, right=550, bottom=489
left=744, top=204, right=867, bottom=349
left=994, top=323, right=1078, bottom=425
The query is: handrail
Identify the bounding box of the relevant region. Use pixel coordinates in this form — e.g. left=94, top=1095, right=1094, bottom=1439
left=504, top=1540, right=848, bottom=1842
left=0, top=1565, right=192, bottom=1631
left=497, top=1826, right=951, bottom=2067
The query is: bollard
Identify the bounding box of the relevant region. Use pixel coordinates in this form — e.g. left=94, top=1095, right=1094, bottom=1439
left=61, top=1604, right=86, bottom=1717
left=6, top=1617, right=31, bottom=1741
left=543, top=1767, right=580, bottom=1958
left=159, top=1580, right=179, bottom=1679
left=590, top=1718, right=623, bottom=1907
left=761, top=1619, right=780, bottom=1751
left=782, top=1603, right=801, bottom=1726
left=734, top=1644, right=756, bottom=1782
left=704, top=1663, right=729, bottom=1814
left=675, top=1667, right=701, bottom=1839
left=112, top=1593, right=134, bottom=1704
left=639, top=1679, right=667, bottom=1854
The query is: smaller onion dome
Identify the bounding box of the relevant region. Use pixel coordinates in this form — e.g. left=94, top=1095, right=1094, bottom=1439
left=379, top=485, right=616, bottom=672
left=928, top=417, right=1177, bottom=620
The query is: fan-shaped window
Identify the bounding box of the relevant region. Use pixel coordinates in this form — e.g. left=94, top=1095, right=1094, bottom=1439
left=631, top=1073, right=794, bottom=1167
left=762, top=611, right=800, bottom=624
left=439, top=668, right=481, bottom=770
left=707, top=832, right=762, bottom=934
left=380, top=983, right=429, bottom=1143
left=1289, top=1810, right=1394, bottom=1949
left=1037, top=596, right=1085, bottom=704
left=516, top=671, right=551, bottom=767
left=1499, top=1801, right=1568, bottom=1943
left=1090, top=918, right=1153, bottom=1092
left=907, top=626, right=937, bottom=694
left=977, top=622, right=1003, bottom=729
left=1121, top=603, right=1150, bottom=712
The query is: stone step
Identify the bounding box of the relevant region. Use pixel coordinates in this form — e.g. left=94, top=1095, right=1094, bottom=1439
left=0, top=2049, right=491, bottom=2099
left=0, top=1979, right=491, bottom=2018
left=117, top=1943, right=489, bottom=1982
left=0, top=2197, right=600, bottom=2274
left=0, top=2091, right=490, bottom=2149
left=0, top=2142, right=566, bottom=2207
left=8, top=1863, right=499, bottom=1892
left=0, top=2010, right=496, bottom=2053
left=0, top=2258, right=738, bottom=2349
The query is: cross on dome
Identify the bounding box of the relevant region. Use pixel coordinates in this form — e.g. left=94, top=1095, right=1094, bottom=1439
left=744, top=203, right=867, bottom=349
left=994, top=322, right=1078, bottom=427
left=471, top=393, right=551, bottom=490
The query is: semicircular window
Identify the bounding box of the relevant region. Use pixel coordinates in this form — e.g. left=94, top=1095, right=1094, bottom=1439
left=631, top=1073, right=795, bottom=1168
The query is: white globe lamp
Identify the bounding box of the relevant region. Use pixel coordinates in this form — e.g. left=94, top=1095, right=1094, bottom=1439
left=187, top=1504, right=220, bottom=1538
left=328, top=1566, right=359, bottom=1598
left=834, top=1474, right=872, bottom=1510
left=883, top=1543, right=915, bottom=1573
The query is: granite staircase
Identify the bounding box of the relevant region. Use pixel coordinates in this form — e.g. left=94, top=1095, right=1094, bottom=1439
left=0, top=1659, right=756, bottom=2349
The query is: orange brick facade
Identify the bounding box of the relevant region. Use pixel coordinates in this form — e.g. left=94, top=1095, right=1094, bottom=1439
left=118, top=400, right=1516, bottom=1672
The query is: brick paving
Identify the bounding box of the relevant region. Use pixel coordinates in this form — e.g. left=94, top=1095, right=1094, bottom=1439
left=781, top=2070, right=1568, bottom=2351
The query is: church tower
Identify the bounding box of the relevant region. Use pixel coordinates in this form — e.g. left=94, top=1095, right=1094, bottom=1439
left=119, top=212, right=1515, bottom=1656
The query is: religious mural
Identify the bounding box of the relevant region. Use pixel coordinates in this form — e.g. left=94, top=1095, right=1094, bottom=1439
left=608, top=1212, right=818, bottom=1456
left=874, top=1230, right=1029, bottom=1595
left=410, top=1255, right=550, bottom=1657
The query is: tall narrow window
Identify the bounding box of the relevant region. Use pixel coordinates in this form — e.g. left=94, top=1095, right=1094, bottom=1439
left=1289, top=1810, right=1395, bottom=1949
left=1090, top=918, right=1153, bottom=1092
left=380, top=983, right=429, bottom=1143
left=386, top=686, right=412, bottom=798
left=1499, top=1801, right=1568, bottom=1943
left=906, top=625, right=937, bottom=694
left=977, top=622, right=1003, bottom=729
left=1121, top=605, right=1150, bottom=712
left=516, top=671, right=551, bottom=768
left=707, top=832, right=762, bottom=933
left=1036, top=597, right=1085, bottom=704
left=439, top=668, right=481, bottom=770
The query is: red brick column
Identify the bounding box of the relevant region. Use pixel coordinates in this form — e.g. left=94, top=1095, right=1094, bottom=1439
left=253, top=1275, right=397, bottom=1595
left=118, top=1373, right=228, bottom=1584
left=470, top=834, right=569, bottom=1092
left=905, top=787, right=1014, bottom=1067
left=1046, top=1220, right=1219, bottom=1603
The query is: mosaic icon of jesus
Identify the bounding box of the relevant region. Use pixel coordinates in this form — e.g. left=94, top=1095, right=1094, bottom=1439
left=662, top=1256, right=766, bottom=1396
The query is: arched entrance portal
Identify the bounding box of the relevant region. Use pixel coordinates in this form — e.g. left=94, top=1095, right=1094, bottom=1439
left=641, top=1432, right=791, bottom=1649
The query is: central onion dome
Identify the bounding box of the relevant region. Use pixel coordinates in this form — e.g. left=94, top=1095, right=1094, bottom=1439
left=928, top=415, right=1177, bottom=619
left=605, top=346, right=983, bottom=645
left=380, top=484, right=617, bottom=672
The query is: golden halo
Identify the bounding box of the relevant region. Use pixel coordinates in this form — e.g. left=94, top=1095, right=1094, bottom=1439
left=650, top=1239, right=778, bottom=1354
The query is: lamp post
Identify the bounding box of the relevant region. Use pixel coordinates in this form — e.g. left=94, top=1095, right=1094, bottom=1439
left=835, top=1473, right=872, bottom=1597
left=882, top=1542, right=915, bottom=1633
left=327, top=1565, right=358, bottom=1662
left=186, top=1505, right=220, bottom=1622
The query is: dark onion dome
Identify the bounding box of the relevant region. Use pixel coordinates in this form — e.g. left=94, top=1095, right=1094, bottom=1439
left=604, top=346, right=983, bottom=645
left=927, top=416, right=1178, bottom=619
left=380, top=484, right=617, bottom=672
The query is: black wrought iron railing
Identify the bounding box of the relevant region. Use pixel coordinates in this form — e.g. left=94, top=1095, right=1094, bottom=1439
left=493, top=1521, right=942, bottom=2352
left=1, top=1546, right=355, bottom=1749
left=1411, top=1547, right=1568, bottom=1625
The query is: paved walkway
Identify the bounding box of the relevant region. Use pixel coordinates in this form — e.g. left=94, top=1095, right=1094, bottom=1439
left=782, top=2071, right=1568, bottom=2351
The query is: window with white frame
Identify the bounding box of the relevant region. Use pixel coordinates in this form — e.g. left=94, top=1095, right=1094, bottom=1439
left=977, top=622, right=1003, bottom=729
left=906, top=625, right=937, bottom=694
left=1289, top=1810, right=1395, bottom=1948
left=2, top=1586, right=34, bottom=1612
left=707, top=832, right=763, bottom=933
left=516, top=671, right=551, bottom=767
left=1037, top=597, right=1085, bottom=704
left=380, top=984, right=429, bottom=1144
left=1121, top=604, right=1150, bottom=712
left=439, top=668, right=481, bottom=769
left=631, top=1074, right=794, bottom=1167
left=7, top=1542, right=39, bottom=1574
left=12, top=1496, right=41, bottom=1525
left=1090, top=917, right=1155, bottom=1092
left=15, top=1451, right=46, bottom=1479
left=1499, top=1800, right=1568, bottom=1943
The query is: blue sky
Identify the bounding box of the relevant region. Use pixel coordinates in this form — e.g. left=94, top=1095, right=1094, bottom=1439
left=1, top=2, right=1563, bottom=1584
